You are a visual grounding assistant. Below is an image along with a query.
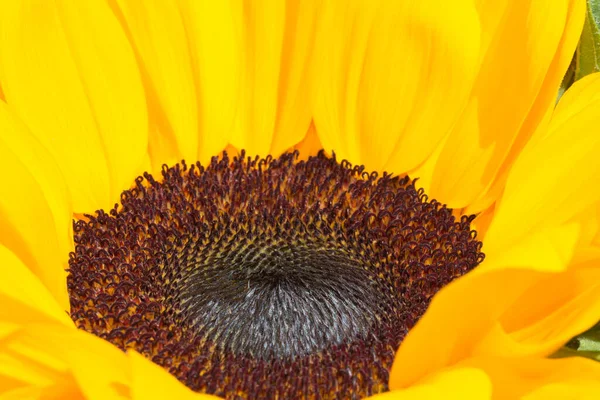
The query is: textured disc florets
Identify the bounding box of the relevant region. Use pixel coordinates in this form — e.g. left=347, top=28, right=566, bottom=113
left=68, top=151, right=484, bottom=399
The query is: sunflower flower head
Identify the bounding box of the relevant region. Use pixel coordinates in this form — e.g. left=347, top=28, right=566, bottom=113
left=67, top=151, right=483, bottom=398
left=3, top=0, right=600, bottom=399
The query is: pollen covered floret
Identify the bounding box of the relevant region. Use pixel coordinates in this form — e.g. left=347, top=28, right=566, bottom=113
left=67, top=151, right=484, bottom=399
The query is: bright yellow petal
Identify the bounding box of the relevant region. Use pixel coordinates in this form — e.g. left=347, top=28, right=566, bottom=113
left=129, top=351, right=219, bottom=399
left=570, top=203, right=600, bottom=250
left=0, top=324, right=130, bottom=400
left=0, top=245, right=71, bottom=326
left=179, top=0, right=241, bottom=163
left=0, top=323, right=224, bottom=399
left=467, top=0, right=582, bottom=216
left=371, top=367, right=491, bottom=399
left=0, top=0, right=148, bottom=213
left=490, top=260, right=600, bottom=358
left=53, top=331, right=130, bottom=400
left=293, top=122, right=323, bottom=160
left=0, top=385, right=81, bottom=400
left=112, top=0, right=224, bottom=169
left=459, top=356, right=600, bottom=399
left=112, top=0, right=196, bottom=167
left=229, top=0, right=285, bottom=155
left=428, top=0, right=585, bottom=210
left=226, top=0, right=316, bottom=157
left=0, top=327, right=80, bottom=397
left=484, top=72, right=600, bottom=257
left=312, top=0, right=480, bottom=174
left=267, top=0, right=319, bottom=156
left=392, top=254, right=600, bottom=389
left=471, top=202, right=496, bottom=241
left=0, top=102, right=72, bottom=258
left=471, top=272, right=600, bottom=359
left=482, top=222, right=581, bottom=273
left=0, top=351, right=81, bottom=400
left=525, top=383, right=600, bottom=400
left=389, top=268, right=544, bottom=388
left=0, top=104, right=72, bottom=309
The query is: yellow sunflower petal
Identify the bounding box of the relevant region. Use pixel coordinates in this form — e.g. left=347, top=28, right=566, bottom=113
left=571, top=203, right=600, bottom=250
left=392, top=256, right=600, bottom=389
left=267, top=0, right=319, bottom=157
left=0, top=386, right=82, bottom=400
left=0, top=328, right=79, bottom=397
left=471, top=203, right=496, bottom=241
left=311, top=0, right=480, bottom=173
left=466, top=0, right=582, bottom=216
left=293, top=122, right=323, bottom=160
left=371, top=367, right=491, bottom=399
left=129, top=351, right=219, bottom=399
left=0, top=323, right=19, bottom=341
left=113, top=0, right=227, bottom=168
left=0, top=324, right=130, bottom=400
left=525, top=382, right=600, bottom=400
left=111, top=0, right=196, bottom=168
left=226, top=0, right=316, bottom=157
left=428, top=0, right=585, bottom=209
left=0, top=323, right=222, bottom=399
left=0, top=350, right=80, bottom=400
left=389, top=268, right=544, bottom=388
left=0, top=245, right=70, bottom=326
left=229, top=0, right=285, bottom=155
left=481, top=262, right=600, bottom=358
left=0, top=0, right=148, bottom=213
left=53, top=330, right=130, bottom=400
left=179, top=1, right=241, bottom=163
left=0, top=105, right=72, bottom=309
left=482, top=222, right=581, bottom=273
left=0, top=102, right=72, bottom=260
left=484, top=72, right=600, bottom=258
left=459, top=356, right=600, bottom=399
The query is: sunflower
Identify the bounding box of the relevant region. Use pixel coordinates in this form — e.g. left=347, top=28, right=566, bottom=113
left=2, top=0, right=600, bottom=398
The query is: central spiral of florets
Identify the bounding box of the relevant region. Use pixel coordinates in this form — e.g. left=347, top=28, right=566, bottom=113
left=180, top=237, right=378, bottom=359
left=68, top=151, right=484, bottom=399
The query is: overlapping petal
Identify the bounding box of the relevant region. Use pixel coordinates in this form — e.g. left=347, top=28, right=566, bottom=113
left=0, top=0, right=148, bottom=213
left=389, top=264, right=600, bottom=394
left=426, top=0, right=585, bottom=211
left=1, top=324, right=205, bottom=400
left=228, top=0, right=317, bottom=157
left=112, top=1, right=317, bottom=168
left=129, top=351, right=220, bottom=400
left=370, top=367, right=491, bottom=399
left=488, top=264, right=600, bottom=357
left=0, top=324, right=129, bottom=399
left=311, top=0, right=481, bottom=174
left=390, top=268, right=541, bottom=389
left=0, top=103, right=72, bottom=309
left=459, top=356, right=600, bottom=399
left=0, top=245, right=70, bottom=326
left=484, top=72, right=600, bottom=260
left=391, top=72, right=600, bottom=391
left=111, top=0, right=203, bottom=170
left=0, top=322, right=229, bottom=399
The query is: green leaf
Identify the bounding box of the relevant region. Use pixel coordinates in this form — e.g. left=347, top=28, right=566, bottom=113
left=558, top=1, right=600, bottom=101
left=551, top=346, right=600, bottom=361
left=575, top=0, right=600, bottom=80
left=553, top=322, right=600, bottom=362
left=558, top=54, right=576, bottom=101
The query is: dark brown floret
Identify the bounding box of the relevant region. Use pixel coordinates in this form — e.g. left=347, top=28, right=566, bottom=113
left=68, top=151, right=484, bottom=399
